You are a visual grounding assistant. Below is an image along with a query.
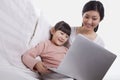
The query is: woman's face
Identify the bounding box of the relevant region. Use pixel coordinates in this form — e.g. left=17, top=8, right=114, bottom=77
left=82, top=10, right=100, bottom=31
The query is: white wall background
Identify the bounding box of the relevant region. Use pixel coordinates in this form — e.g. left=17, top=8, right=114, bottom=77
left=31, top=0, right=120, bottom=80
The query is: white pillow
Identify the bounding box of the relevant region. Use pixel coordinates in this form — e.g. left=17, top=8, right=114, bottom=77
left=0, top=0, right=38, bottom=69
left=29, top=12, right=52, bottom=48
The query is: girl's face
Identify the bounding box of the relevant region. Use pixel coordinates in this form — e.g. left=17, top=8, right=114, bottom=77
left=51, top=30, right=69, bottom=46
left=82, top=10, right=100, bottom=31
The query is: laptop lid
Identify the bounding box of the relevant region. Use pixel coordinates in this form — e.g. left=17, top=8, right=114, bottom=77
left=51, top=34, right=117, bottom=80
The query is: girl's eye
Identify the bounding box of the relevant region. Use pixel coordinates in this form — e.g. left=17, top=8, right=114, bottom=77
left=66, top=35, right=69, bottom=38
left=61, top=32, right=64, bottom=35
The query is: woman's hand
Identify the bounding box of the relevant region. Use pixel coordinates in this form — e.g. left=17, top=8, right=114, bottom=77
left=34, top=61, right=52, bottom=75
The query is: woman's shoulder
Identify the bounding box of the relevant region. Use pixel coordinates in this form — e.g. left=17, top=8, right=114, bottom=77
left=95, top=34, right=105, bottom=47
left=69, top=26, right=80, bottom=43
left=71, top=26, right=79, bottom=31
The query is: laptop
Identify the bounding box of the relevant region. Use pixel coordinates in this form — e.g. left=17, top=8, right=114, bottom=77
left=49, top=34, right=117, bottom=80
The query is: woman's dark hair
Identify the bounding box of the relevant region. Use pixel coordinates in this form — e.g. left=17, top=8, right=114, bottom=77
left=50, top=21, right=71, bottom=40
left=82, top=1, right=104, bottom=32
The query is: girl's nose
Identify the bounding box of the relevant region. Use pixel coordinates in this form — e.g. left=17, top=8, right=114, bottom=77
left=61, top=35, right=66, bottom=41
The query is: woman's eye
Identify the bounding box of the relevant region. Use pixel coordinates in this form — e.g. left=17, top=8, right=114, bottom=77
left=93, top=18, right=97, bottom=20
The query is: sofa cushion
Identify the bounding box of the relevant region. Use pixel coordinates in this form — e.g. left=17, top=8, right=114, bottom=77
left=0, top=0, right=38, bottom=69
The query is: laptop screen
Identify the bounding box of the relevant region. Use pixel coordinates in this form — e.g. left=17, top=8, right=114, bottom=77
left=55, top=34, right=117, bottom=80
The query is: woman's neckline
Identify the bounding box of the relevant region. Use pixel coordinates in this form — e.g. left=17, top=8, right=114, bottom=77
left=76, top=27, right=97, bottom=41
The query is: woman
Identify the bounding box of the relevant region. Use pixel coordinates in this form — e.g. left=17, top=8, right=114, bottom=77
left=70, top=0, right=105, bottom=47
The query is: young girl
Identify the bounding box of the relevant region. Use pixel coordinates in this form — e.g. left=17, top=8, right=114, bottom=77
left=22, top=21, right=71, bottom=80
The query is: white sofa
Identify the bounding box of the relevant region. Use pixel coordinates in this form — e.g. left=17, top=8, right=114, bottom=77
left=0, top=0, right=51, bottom=80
